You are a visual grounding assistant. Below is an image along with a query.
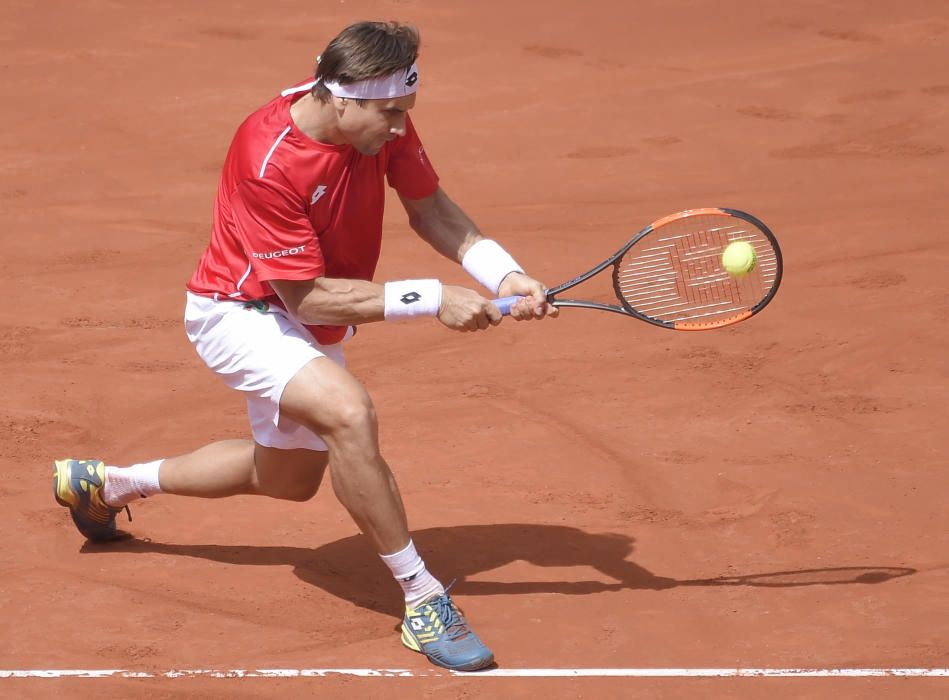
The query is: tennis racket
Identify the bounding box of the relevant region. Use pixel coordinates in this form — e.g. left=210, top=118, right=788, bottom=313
left=496, top=207, right=783, bottom=330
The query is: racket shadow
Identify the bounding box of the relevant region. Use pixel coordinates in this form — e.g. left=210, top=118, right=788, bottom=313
left=82, top=523, right=916, bottom=615
left=675, top=567, right=916, bottom=588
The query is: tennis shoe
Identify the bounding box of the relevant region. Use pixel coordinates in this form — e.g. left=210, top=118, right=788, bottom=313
left=401, top=585, right=494, bottom=671
left=53, top=458, right=129, bottom=542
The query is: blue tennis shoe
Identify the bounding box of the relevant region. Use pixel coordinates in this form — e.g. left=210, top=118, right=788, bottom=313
left=401, top=586, right=494, bottom=671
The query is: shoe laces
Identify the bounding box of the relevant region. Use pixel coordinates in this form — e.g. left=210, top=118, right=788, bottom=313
left=430, top=581, right=471, bottom=641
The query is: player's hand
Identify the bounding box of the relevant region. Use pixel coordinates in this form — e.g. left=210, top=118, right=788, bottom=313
left=438, top=285, right=503, bottom=332
left=496, top=272, right=559, bottom=321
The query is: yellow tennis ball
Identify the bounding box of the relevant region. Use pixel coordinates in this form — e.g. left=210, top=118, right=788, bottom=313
left=721, top=241, right=757, bottom=276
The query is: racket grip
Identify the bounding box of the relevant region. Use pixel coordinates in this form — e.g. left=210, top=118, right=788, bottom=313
left=493, top=295, right=523, bottom=316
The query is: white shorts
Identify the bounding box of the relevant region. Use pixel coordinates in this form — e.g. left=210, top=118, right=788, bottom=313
left=184, top=292, right=350, bottom=451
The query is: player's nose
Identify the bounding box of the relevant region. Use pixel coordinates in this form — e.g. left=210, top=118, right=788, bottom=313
left=389, top=115, right=407, bottom=138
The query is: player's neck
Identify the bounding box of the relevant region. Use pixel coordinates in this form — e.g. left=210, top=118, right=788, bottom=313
left=290, top=93, right=348, bottom=146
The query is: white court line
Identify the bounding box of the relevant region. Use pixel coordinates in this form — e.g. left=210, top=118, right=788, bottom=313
left=1, top=668, right=948, bottom=679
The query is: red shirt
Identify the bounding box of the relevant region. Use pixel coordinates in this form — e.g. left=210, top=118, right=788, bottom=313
left=187, top=80, right=439, bottom=344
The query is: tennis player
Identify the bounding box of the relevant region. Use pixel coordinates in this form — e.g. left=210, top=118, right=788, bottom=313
left=53, top=21, right=556, bottom=672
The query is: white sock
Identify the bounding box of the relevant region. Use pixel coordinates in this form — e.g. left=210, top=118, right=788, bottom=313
left=102, top=459, right=164, bottom=507
left=380, top=539, right=444, bottom=608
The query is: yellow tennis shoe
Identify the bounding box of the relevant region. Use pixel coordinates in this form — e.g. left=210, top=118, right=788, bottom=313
left=53, top=459, right=129, bottom=542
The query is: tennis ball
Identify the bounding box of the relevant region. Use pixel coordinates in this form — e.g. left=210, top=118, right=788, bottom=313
left=721, top=241, right=757, bottom=276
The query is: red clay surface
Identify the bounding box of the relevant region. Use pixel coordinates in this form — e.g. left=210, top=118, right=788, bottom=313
left=2, top=0, right=948, bottom=698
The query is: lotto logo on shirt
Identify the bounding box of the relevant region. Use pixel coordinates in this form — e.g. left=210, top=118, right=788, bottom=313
left=252, top=245, right=306, bottom=260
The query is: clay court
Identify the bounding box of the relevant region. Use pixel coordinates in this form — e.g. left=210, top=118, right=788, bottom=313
left=2, top=0, right=948, bottom=697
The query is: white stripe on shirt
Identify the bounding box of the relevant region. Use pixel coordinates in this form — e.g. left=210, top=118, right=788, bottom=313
left=281, top=81, right=317, bottom=97
left=228, top=262, right=253, bottom=298
left=259, top=126, right=292, bottom=178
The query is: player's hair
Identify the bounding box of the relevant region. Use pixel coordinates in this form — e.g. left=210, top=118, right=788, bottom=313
left=312, top=21, right=420, bottom=104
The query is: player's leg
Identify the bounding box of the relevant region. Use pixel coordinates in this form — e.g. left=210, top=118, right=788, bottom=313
left=278, top=357, right=494, bottom=671
left=156, top=441, right=329, bottom=501
left=52, top=442, right=329, bottom=542
left=53, top=293, right=334, bottom=541
left=279, top=357, right=408, bottom=554
left=248, top=444, right=329, bottom=502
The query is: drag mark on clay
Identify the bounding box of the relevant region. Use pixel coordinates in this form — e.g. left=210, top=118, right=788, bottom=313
left=565, top=146, right=638, bottom=159
left=121, top=360, right=192, bottom=373
left=59, top=249, right=122, bottom=266
left=849, top=271, right=907, bottom=289
left=838, top=89, right=902, bottom=104
left=783, top=393, right=895, bottom=418
left=523, top=45, right=583, bottom=59
left=817, top=28, right=882, bottom=43
left=62, top=316, right=179, bottom=330
left=736, top=106, right=801, bottom=121
left=771, top=141, right=944, bottom=159
left=641, top=135, right=682, bottom=146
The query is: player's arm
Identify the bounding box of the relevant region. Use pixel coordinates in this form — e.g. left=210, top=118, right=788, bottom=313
left=270, top=277, right=384, bottom=325
left=399, top=187, right=557, bottom=319
left=398, top=186, right=482, bottom=263
left=270, top=275, right=500, bottom=332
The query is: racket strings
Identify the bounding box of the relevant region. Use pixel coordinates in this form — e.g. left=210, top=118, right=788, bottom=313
left=615, top=214, right=780, bottom=325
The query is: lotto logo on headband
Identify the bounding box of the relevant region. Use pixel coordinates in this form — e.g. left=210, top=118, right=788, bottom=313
left=405, top=71, right=418, bottom=87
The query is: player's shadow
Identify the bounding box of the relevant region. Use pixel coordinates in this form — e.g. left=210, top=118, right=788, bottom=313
left=84, top=523, right=916, bottom=616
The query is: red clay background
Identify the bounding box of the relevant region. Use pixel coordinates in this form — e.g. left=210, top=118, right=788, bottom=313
left=2, top=1, right=947, bottom=698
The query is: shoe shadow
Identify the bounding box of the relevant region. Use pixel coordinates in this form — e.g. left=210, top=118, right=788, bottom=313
left=84, top=523, right=916, bottom=616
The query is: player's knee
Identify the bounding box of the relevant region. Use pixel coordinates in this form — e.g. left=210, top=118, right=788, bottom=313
left=264, top=472, right=323, bottom=502
left=322, top=393, right=377, bottom=438
left=277, top=478, right=321, bottom=502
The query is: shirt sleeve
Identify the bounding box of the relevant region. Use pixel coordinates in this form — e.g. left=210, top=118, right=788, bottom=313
left=386, top=114, right=440, bottom=200
left=230, top=177, right=326, bottom=281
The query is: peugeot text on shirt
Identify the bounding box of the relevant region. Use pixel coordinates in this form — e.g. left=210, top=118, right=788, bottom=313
left=253, top=246, right=307, bottom=260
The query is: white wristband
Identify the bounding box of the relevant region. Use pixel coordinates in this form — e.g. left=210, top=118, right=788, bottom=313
left=461, top=239, right=524, bottom=295
left=384, top=279, right=442, bottom=320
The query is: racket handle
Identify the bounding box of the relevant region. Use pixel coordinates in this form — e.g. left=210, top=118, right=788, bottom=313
left=493, top=295, right=523, bottom=316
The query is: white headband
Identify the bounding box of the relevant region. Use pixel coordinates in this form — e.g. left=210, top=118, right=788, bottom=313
left=320, top=63, right=419, bottom=100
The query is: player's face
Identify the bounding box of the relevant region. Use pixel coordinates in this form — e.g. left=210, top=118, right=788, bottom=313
left=338, top=93, right=416, bottom=155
